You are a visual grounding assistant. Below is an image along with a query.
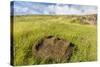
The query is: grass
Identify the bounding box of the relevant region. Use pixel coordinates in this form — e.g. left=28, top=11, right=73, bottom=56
left=11, top=15, right=97, bottom=66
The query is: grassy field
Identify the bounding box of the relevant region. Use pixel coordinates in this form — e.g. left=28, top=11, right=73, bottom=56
left=11, top=15, right=97, bottom=66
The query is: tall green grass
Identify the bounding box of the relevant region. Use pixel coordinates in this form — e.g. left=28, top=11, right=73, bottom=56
left=12, top=15, right=97, bottom=65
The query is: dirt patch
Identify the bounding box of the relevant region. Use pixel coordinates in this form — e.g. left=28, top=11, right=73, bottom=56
left=32, top=36, right=74, bottom=62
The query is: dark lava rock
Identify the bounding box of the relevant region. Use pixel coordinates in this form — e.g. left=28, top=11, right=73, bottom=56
left=32, top=36, right=74, bottom=62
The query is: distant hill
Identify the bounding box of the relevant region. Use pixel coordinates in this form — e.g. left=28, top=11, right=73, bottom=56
left=70, top=14, right=97, bottom=25
left=12, top=14, right=97, bottom=25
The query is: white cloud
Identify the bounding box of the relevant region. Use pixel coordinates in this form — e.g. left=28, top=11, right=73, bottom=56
left=48, top=5, right=55, bottom=11
left=84, top=8, right=97, bottom=14
left=14, top=5, right=29, bottom=13
left=54, top=5, right=83, bottom=15
left=22, top=7, right=29, bottom=12
left=69, top=7, right=82, bottom=14
left=55, top=5, right=69, bottom=14
left=47, top=5, right=97, bottom=15
left=47, top=5, right=55, bottom=14
left=14, top=6, right=21, bottom=12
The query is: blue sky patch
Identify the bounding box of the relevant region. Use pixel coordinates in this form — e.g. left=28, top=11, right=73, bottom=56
left=11, top=1, right=97, bottom=15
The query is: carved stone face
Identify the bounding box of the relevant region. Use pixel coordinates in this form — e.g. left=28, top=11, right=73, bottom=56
left=32, top=36, right=74, bottom=62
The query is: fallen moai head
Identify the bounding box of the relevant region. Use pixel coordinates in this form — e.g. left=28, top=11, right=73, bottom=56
left=32, top=36, right=74, bottom=62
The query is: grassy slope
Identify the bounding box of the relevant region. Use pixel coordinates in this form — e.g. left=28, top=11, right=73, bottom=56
left=12, top=15, right=97, bottom=65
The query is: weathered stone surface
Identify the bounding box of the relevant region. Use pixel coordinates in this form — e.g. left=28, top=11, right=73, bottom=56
left=32, top=36, right=74, bottom=62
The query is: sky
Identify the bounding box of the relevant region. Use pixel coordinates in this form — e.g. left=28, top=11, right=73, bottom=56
left=11, top=1, right=97, bottom=15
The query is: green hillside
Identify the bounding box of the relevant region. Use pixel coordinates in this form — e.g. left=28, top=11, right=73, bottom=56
left=11, top=15, right=97, bottom=65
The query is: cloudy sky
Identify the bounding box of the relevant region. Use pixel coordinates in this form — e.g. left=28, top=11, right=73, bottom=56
left=11, top=1, right=97, bottom=15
